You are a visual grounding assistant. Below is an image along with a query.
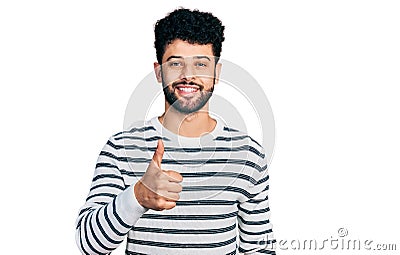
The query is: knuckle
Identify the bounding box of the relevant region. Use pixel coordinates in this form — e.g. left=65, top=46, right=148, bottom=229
left=163, top=170, right=172, bottom=178
left=155, top=199, right=165, bottom=209
left=177, top=184, right=183, bottom=192
left=156, top=183, right=167, bottom=192
left=175, top=174, right=183, bottom=182
left=167, top=194, right=178, bottom=201
left=167, top=202, right=176, bottom=210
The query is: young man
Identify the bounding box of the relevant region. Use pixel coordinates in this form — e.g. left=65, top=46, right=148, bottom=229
left=76, top=8, right=276, bottom=255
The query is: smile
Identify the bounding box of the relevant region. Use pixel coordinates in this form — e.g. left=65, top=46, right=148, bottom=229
left=175, top=85, right=200, bottom=94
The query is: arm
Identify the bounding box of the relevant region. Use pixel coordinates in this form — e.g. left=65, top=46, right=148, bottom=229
left=75, top=136, right=147, bottom=255
left=238, top=151, right=276, bottom=255
left=75, top=138, right=182, bottom=254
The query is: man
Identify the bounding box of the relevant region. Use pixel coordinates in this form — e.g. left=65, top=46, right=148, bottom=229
left=76, top=8, right=276, bottom=254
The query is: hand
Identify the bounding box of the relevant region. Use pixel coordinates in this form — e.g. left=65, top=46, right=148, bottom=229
left=134, top=139, right=183, bottom=210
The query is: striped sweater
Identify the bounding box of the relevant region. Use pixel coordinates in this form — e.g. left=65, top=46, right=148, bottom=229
left=76, top=117, right=276, bottom=254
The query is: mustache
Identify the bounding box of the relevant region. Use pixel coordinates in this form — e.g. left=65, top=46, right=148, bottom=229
left=171, top=80, right=204, bottom=90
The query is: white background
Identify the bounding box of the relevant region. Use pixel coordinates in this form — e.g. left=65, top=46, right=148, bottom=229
left=1, top=1, right=399, bottom=254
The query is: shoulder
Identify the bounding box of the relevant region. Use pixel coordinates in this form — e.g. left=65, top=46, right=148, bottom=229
left=216, top=122, right=266, bottom=161
left=108, top=118, right=160, bottom=144
left=217, top=123, right=264, bottom=151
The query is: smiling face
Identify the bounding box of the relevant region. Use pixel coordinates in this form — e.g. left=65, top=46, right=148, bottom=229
left=155, top=39, right=221, bottom=114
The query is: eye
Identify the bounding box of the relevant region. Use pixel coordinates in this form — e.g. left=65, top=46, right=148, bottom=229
left=169, top=61, right=183, bottom=67
left=195, top=62, right=207, bottom=67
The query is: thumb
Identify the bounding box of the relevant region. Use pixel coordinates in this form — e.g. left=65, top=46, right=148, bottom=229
left=152, top=139, right=164, bottom=168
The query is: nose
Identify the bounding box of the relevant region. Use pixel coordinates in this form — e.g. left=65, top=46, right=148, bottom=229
left=179, top=63, right=195, bottom=80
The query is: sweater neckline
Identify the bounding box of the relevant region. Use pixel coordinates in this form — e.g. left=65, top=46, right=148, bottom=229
left=149, top=115, right=224, bottom=147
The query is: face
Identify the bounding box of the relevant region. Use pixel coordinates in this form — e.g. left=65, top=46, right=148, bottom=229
left=154, top=39, right=221, bottom=114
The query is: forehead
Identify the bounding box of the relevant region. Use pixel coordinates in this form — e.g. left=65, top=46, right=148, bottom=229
left=162, top=39, right=213, bottom=62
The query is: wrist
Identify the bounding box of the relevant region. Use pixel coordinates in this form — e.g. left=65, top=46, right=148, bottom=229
left=134, top=181, right=142, bottom=206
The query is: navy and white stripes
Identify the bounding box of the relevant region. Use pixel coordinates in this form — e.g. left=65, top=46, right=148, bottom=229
left=75, top=117, right=276, bottom=254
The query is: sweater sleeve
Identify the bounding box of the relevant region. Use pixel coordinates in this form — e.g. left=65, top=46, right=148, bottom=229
left=238, top=148, right=276, bottom=255
left=75, top=136, right=147, bottom=254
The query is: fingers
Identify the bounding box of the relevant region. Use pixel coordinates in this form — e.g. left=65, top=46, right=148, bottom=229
left=166, top=182, right=183, bottom=193
left=152, top=139, right=164, bottom=168
left=163, top=170, right=183, bottom=183
left=161, top=201, right=177, bottom=210
left=154, top=170, right=182, bottom=183
left=153, top=179, right=182, bottom=195
left=144, top=192, right=178, bottom=211
left=156, top=190, right=181, bottom=201
left=134, top=181, right=180, bottom=211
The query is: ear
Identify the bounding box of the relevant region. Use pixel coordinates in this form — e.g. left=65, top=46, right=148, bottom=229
left=154, top=62, right=162, bottom=83
left=214, top=63, right=222, bottom=84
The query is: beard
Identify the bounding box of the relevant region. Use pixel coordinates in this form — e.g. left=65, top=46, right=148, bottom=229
left=162, top=79, right=214, bottom=114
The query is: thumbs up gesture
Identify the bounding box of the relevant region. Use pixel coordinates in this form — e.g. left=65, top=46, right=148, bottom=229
left=134, top=139, right=183, bottom=210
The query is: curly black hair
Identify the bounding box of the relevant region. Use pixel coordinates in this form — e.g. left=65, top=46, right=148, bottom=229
left=154, top=8, right=225, bottom=64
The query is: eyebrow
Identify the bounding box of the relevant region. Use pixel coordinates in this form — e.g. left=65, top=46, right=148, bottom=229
left=194, top=55, right=211, bottom=61
left=166, top=55, right=211, bottom=61
left=166, top=56, right=183, bottom=61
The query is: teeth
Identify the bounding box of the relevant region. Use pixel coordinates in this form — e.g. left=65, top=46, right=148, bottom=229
left=178, top=87, right=197, bottom=92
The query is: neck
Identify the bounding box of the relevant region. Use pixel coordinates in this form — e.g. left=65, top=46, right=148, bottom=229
left=158, top=104, right=216, bottom=137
